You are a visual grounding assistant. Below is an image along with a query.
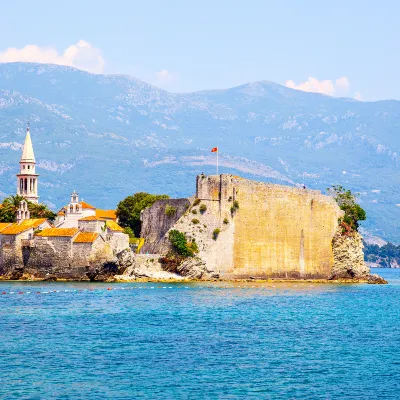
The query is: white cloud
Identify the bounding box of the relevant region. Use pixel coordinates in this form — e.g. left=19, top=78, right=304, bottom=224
left=0, top=40, right=104, bottom=73
left=285, top=76, right=355, bottom=97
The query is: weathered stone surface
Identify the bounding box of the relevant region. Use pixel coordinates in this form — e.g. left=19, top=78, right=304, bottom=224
left=143, top=174, right=344, bottom=279
left=331, top=230, right=370, bottom=279
left=368, top=274, right=388, bottom=284
left=140, top=198, right=191, bottom=254
left=167, top=257, right=218, bottom=280
left=114, top=250, right=183, bottom=281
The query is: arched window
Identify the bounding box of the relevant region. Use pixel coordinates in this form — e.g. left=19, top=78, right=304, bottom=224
left=25, top=211, right=28, bottom=218
left=70, top=205, right=74, bottom=213
left=76, top=205, right=79, bottom=212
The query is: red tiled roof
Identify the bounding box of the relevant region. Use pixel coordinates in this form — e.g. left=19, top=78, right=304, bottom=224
left=0, top=223, right=12, bottom=233
left=96, top=209, right=117, bottom=220
left=1, top=219, right=48, bottom=235
left=36, top=228, right=79, bottom=238
left=105, top=220, right=124, bottom=232
left=80, top=201, right=96, bottom=210
left=79, top=216, right=104, bottom=221
left=73, top=232, right=99, bottom=243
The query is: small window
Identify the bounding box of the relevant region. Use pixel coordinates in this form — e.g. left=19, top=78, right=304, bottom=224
left=27, top=165, right=30, bottom=170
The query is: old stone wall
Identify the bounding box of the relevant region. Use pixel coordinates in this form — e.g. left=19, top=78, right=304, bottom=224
left=24, top=237, right=81, bottom=279
left=23, top=235, right=115, bottom=279
left=140, top=198, right=191, bottom=254
left=227, top=176, right=343, bottom=278
left=142, top=174, right=346, bottom=279
left=109, top=233, right=129, bottom=254
left=72, top=242, right=94, bottom=266
left=0, top=229, right=35, bottom=277
left=78, top=220, right=105, bottom=233
left=0, top=235, right=22, bottom=276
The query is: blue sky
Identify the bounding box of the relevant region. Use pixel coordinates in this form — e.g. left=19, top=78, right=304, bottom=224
left=0, top=0, right=398, bottom=100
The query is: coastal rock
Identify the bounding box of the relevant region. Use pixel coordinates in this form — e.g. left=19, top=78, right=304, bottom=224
left=331, top=229, right=370, bottom=279
left=168, top=257, right=218, bottom=280
left=87, top=249, right=131, bottom=281
left=368, top=274, right=388, bottom=284
left=115, top=250, right=183, bottom=281
left=331, top=229, right=386, bottom=283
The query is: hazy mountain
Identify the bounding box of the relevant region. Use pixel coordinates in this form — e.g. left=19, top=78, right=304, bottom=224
left=0, top=62, right=399, bottom=241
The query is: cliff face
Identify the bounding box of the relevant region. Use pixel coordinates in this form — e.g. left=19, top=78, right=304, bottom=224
left=140, top=174, right=362, bottom=280
left=140, top=198, right=191, bottom=254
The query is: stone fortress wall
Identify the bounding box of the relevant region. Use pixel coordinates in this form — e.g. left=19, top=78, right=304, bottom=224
left=198, top=175, right=343, bottom=278
left=141, top=174, right=351, bottom=279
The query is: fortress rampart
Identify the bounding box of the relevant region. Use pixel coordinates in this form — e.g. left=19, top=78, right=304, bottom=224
left=142, top=174, right=350, bottom=279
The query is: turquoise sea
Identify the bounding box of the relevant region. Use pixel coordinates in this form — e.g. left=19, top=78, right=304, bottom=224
left=1, top=268, right=399, bottom=399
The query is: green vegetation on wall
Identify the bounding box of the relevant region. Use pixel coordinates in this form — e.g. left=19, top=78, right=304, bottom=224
left=213, top=228, right=221, bottom=240
left=199, top=204, right=207, bottom=213
left=164, top=204, right=177, bottom=216
left=168, top=229, right=197, bottom=257
left=328, top=185, right=366, bottom=233
left=230, top=200, right=239, bottom=216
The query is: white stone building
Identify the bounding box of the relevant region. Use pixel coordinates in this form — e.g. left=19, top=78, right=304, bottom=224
left=55, top=191, right=117, bottom=228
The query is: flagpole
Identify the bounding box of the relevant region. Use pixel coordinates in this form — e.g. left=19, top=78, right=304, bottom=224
left=217, top=148, right=219, bottom=176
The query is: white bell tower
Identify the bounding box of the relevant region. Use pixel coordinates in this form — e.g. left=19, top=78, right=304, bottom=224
left=16, top=124, right=39, bottom=203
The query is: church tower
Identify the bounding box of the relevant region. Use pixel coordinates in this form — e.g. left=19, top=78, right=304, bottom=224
left=16, top=124, right=39, bottom=204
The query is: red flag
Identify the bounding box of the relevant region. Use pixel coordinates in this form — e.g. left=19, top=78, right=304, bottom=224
left=211, top=147, right=218, bottom=153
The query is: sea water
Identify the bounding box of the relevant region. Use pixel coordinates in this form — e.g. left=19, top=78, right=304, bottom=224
left=0, top=268, right=399, bottom=399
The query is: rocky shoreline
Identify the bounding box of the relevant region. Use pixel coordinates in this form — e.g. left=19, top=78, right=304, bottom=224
left=0, top=247, right=387, bottom=284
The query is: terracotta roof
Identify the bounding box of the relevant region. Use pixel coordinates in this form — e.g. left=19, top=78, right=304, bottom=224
left=1, top=219, right=48, bottom=235
left=36, top=228, right=79, bottom=238
left=0, top=223, right=12, bottom=233
left=105, top=220, right=124, bottom=232
left=79, top=216, right=104, bottom=221
left=96, top=209, right=117, bottom=220
left=80, top=201, right=96, bottom=210
left=73, top=232, right=99, bottom=243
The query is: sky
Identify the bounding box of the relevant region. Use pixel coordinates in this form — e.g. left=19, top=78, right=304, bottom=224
left=0, top=0, right=398, bottom=101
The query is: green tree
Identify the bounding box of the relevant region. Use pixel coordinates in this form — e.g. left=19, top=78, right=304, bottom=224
left=328, top=185, right=366, bottom=231
left=0, top=195, right=56, bottom=223
left=123, top=226, right=135, bottom=238
left=28, top=202, right=57, bottom=221
left=0, top=195, right=25, bottom=222
left=116, top=192, right=169, bottom=237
